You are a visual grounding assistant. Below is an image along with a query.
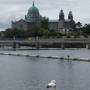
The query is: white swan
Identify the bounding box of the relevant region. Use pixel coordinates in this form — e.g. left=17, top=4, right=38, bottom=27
left=47, top=80, right=56, bottom=88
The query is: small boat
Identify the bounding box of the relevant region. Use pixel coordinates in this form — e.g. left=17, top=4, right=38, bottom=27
left=47, top=80, right=56, bottom=88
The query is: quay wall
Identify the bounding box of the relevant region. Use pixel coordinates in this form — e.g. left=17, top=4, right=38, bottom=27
left=0, top=38, right=90, bottom=49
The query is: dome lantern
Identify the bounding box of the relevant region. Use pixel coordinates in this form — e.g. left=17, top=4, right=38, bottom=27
left=33, top=1, right=34, bottom=6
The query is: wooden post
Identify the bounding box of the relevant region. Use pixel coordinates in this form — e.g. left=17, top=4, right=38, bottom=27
left=86, top=44, right=90, bottom=49
left=13, top=42, right=16, bottom=50
left=61, top=43, right=65, bottom=49
left=36, top=42, right=40, bottom=49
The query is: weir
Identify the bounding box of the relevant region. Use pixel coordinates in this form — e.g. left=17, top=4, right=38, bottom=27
left=0, top=52, right=90, bottom=62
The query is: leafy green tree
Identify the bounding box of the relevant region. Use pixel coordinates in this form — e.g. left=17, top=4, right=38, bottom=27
left=82, top=24, right=90, bottom=35
left=27, top=26, right=41, bottom=37
left=41, top=17, right=49, bottom=29
left=4, top=28, right=26, bottom=38
left=4, top=28, right=14, bottom=38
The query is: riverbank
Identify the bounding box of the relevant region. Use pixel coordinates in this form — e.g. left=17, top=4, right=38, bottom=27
left=0, top=46, right=87, bottom=51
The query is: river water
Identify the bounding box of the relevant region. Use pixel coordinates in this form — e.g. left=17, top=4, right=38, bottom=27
left=0, top=49, right=90, bottom=90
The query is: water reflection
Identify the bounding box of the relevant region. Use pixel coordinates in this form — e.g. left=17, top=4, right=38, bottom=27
left=47, top=87, right=56, bottom=90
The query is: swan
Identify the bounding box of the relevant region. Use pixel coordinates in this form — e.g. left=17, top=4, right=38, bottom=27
left=47, top=80, right=56, bottom=88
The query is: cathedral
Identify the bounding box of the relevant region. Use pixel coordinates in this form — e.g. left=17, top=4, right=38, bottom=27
left=12, top=1, right=76, bottom=33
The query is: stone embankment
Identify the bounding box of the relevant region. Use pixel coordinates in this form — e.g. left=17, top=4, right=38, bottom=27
left=0, top=52, right=90, bottom=62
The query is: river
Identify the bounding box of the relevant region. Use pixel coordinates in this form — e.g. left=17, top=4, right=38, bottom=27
left=0, top=49, right=90, bottom=90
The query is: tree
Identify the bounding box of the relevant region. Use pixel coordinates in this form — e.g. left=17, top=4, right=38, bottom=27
left=27, top=26, right=43, bottom=37
left=41, top=17, right=49, bottom=29
left=75, top=22, right=82, bottom=34
left=4, top=28, right=26, bottom=38
left=82, top=24, right=90, bottom=35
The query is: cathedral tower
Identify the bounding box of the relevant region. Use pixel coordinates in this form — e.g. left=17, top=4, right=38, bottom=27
left=68, top=11, right=73, bottom=20
left=58, top=9, right=65, bottom=32
left=59, top=9, right=65, bottom=20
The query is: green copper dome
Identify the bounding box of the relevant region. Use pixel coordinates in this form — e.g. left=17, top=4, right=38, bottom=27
left=25, top=1, right=41, bottom=22
left=28, top=2, right=39, bottom=14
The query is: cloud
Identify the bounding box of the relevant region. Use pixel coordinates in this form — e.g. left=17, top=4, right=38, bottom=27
left=0, top=0, right=90, bottom=30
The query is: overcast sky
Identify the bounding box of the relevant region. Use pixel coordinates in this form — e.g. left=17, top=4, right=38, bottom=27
left=0, top=0, right=90, bottom=30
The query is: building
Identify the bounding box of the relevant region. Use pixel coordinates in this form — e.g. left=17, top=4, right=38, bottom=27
left=12, top=1, right=76, bottom=33
left=49, top=10, right=76, bottom=33
left=12, top=1, right=42, bottom=31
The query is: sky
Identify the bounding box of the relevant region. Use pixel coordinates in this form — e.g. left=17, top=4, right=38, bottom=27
left=0, top=0, right=90, bottom=30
